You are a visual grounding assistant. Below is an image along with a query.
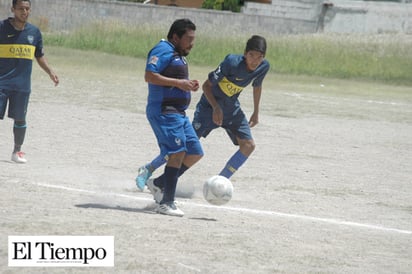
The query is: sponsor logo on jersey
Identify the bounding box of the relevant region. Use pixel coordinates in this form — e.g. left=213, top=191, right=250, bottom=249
left=218, top=76, right=244, bottom=97
left=0, top=44, right=35, bottom=60
left=149, top=55, right=158, bottom=65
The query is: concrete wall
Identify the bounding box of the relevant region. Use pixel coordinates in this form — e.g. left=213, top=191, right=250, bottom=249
left=324, top=0, right=412, bottom=34
left=0, top=0, right=315, bottom=35
left=242, top=0, right=324, bottom=21
left=242, top=0, right=412, bottom=34
left=0, top=0, right=411, bottom=35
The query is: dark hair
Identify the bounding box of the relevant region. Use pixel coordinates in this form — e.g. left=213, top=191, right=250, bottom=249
left=13, top=0, right=31, bottom=8
left=167, top=18, right=196, bottom=40
left=245, top=35, right=267, bottom=54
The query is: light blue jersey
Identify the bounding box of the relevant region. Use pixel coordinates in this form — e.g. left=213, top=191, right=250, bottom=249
left=145, top=39, right=203, bottom=157
left=146, top=39, right=191, bottom=116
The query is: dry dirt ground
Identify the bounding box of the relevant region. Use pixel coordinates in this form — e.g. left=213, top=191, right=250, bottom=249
left=1, top=48, right=412, bottom=273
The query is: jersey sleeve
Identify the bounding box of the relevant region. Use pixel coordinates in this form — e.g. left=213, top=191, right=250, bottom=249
left=252, top=60, right=270, bottom=87
left=146, top=42, right=173, bottom=74
left=208, top=54, right=231, bottom=85
left=34, top=28, right=44, bottom=58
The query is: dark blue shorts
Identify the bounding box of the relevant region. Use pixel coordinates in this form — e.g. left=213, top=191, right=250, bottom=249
left=192, top=101, right=253, bottom=146
left=147, top=112, right=203, bottom=157
left=0, top=89, right=30, bottom=120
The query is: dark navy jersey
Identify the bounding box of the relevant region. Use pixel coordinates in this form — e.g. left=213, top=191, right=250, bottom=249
left=209, top=54, right=269, bottom=100
left=199, top=54, right=269, bottom=111
left=145, top=39, right=191, bottom=115
left=0, top=18, right=44, bottom=93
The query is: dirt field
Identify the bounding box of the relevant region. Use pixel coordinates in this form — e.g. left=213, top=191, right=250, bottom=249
left=1, top=47, right=411, bottom=273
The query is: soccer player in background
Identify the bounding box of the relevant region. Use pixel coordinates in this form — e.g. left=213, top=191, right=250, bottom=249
left=137, top=35, right=270, bottom=196
left=0, top=0, right=59, bottom=163
left=143, top=18, right=203, bottom=217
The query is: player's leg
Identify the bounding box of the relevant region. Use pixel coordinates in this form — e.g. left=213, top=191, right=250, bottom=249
left=147, top=113, right=186, bottom=216
left=219, top=138, right=254, bottom=178
left=178, top=116, right=204, bottom=176
left=0, top=89, right=8, bottom=120
left=219, top=111, right=254, bottom=178
left=9, top=91, right=30, bottom=163
left=156, top=151, right=185, bottom=217
left=12, top=120, right=27, bottom=162
left=149, top=116, right=203, bottom=193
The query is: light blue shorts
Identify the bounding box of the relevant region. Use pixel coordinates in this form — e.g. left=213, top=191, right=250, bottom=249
left=147, top=112, right=203, bottom=157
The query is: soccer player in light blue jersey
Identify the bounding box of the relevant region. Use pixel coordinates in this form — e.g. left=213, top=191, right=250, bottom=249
left=0, top=0, right=59, bottom=163
left=137, top=35, right=270, bottom=193
left=143, top=19, right=203, bottom=217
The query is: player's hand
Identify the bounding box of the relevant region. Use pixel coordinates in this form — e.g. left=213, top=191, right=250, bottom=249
left=191, top=80, right=200, bottom=91
left=49, top=72, right=59, bottom=86
left=249, top=112, right=259, bottom=127
left=212, top=105, right=223, bottom=126
left=177, top=79, right=198, bottom=92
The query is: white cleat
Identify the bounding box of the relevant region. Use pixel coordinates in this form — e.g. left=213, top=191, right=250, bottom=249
left=11, top=151, right=27, bottom=164
left=156, top=202, right=184, bottom=217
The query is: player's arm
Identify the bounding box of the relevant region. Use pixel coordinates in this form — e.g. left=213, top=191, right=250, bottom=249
left=202, top=79, right=223, bottom=126
left=249, top=86, right=262, bottom=128
left=36, top=56, right=59, bottom=86
left=145, top=71, right=198, bottom=92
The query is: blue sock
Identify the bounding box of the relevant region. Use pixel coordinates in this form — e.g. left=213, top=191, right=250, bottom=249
left=219, top=150, right=248, bottom=179
left=147, top=154, right=167, bottom=173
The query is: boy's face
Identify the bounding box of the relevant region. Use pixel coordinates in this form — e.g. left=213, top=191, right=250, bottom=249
left=12, top=0, right=31, bottom=24
left=244, top=50, right=265, bottom=71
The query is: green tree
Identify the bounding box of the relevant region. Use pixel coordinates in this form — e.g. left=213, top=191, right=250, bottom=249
left=202, top=0, right=243, bottom=12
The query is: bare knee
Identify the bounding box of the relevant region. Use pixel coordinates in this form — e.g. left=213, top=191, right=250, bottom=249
left=183, top=153, right=203, bottom=168
left=239, top=139, right=255, bottom=157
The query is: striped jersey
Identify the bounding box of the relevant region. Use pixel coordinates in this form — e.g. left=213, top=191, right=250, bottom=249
left=145, top=39, right=191, bottom=115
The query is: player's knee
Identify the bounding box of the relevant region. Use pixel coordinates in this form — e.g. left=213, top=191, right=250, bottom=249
left=240, top=140, right=255, bottom=156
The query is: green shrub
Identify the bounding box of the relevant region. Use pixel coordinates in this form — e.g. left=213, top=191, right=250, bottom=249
left=202, top=0, right=242, bottom=12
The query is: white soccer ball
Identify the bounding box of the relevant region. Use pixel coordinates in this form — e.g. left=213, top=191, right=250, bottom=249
left=203, top=175, right=233, bottom=205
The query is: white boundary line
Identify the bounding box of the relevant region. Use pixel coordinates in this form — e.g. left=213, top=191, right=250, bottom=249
left=35, top=182, right=412, bottom=235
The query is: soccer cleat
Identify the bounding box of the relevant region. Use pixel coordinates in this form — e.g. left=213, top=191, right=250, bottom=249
left=156, top=202, right=184, bottom=217
left=146, top=179, right=163, bottom=204
left=135, top=165, right=152, bottom=191
left=11, top=151, right=27, bottom=164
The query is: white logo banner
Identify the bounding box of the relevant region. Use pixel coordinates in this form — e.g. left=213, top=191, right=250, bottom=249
left=8, top=236, right=114, bottom=267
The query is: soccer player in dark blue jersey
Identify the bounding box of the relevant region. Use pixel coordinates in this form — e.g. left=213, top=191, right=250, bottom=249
left=137, top=35, right=270, bottom=197
left=144, top=19, right=203, bottom=217
left=0, top=0, right=59, bottom=163
left=193, top=35, right=270, bottom=178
